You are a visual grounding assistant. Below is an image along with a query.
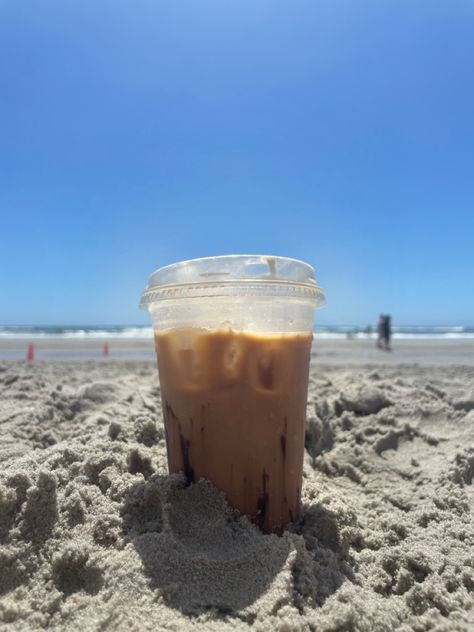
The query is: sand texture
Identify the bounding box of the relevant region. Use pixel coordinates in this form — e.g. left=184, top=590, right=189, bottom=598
left=0, top=360, right=473, bottom=631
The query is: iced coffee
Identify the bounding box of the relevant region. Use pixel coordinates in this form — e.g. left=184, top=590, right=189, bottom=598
left=140, top=255, right=325, bottom=534
left=155, top=327, right=312, bottom=533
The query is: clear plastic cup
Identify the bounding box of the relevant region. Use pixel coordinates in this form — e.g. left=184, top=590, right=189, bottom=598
left=140, top=255, right=325, bottom=533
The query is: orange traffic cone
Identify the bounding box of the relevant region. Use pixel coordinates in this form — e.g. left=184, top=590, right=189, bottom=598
left=27, top=344, right=35, bottom=362
left=103, top=343, right=109, bottom=357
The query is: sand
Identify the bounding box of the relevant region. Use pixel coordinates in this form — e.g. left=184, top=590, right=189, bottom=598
left=0, top=358, right=473, bottom=631
left=1, top=336, right=474, bottom=365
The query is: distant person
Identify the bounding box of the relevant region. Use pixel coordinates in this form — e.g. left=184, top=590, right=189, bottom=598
left=365, top=324, right=373, bottom=338
left=383, top=314, right=392, bottom=350
left=377, top=315, right=385, bottom=349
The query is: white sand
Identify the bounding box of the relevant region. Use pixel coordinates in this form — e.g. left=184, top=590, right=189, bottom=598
left=0, top=359, right=473, bottom=631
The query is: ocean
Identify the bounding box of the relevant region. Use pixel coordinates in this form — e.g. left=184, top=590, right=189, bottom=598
left=1, top=325, right=473, bottom=340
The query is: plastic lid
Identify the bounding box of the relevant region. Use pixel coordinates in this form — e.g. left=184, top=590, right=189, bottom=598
left=140, top=254, right=326, bottom=308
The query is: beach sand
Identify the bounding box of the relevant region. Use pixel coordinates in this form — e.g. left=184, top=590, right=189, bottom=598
left=0, top=355, right=473, bottom=630
left=1, top=336, right=474, bottom=365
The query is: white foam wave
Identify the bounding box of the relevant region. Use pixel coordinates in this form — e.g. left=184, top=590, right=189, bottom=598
left=0, top=327, right=473, bottom=340
left=0, top=327, right=154, bottom=340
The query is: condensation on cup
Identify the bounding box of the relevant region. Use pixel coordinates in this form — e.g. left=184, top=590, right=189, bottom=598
left=140, top=255, right=326, bottom=533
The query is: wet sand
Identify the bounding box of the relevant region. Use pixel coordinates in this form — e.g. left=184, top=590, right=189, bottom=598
left=1, top=336, right=473, bottom=365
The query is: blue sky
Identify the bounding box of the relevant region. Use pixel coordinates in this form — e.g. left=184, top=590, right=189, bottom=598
left=1, top=0, right=473, bottom=326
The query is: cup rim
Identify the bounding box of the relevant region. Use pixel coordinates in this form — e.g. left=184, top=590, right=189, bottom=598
left=140, top=254, right=326, bottom=309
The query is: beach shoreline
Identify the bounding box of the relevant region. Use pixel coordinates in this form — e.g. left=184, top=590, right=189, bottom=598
left=1, top=336, right=473, bottom=365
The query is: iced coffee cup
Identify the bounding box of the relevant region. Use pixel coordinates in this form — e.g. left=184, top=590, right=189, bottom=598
left=140, top=255, right=325, bottom=533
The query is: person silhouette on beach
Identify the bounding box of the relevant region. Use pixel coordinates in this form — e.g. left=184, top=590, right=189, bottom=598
left=383, top=314, right=392, bottom=350
left=377, top=314, right=392, bottom=350
left=377, top=315, right=385, bottom=349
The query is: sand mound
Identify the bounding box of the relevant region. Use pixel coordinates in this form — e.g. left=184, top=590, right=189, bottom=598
left=0, top=361, right=473, bottom=631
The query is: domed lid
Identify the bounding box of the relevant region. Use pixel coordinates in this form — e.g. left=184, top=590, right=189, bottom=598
left=140, top=254, right=326, bottom=308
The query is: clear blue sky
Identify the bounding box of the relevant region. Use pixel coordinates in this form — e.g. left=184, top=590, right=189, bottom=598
left=1, top=0, right=473, bottom=327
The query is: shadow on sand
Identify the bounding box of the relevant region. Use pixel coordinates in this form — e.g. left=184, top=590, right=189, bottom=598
left=122, top=475, right=355, bottom=616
